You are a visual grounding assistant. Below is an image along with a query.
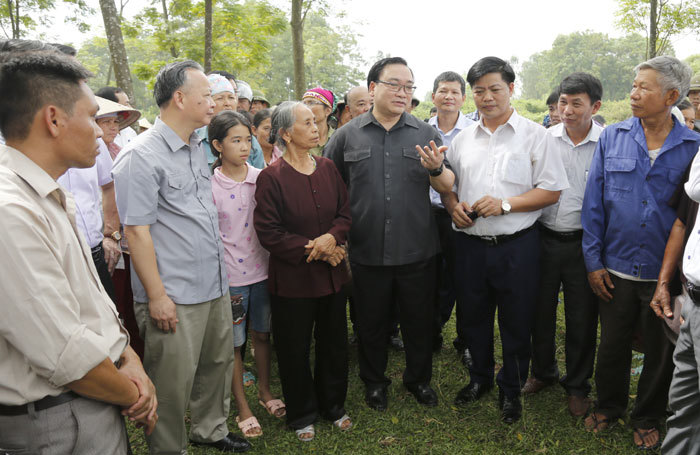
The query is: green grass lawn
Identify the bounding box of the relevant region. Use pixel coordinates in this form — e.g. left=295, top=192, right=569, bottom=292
left=128, top=301, right=647, bottom=454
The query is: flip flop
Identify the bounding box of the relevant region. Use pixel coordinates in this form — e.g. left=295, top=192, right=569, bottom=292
left=633, top=427, right=661, bottom=451
left=295, top=424, right=314, bottom=442
left=259, top=398, right=286, bottom=418
left=584, top=412, right=611, bottom=433
left=236, top=415, right=262, bottom=438
left=333, top=414, right=352, bottom=431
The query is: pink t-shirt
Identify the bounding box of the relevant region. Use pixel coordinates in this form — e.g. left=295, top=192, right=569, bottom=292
left=212, top=165, right=269, bottom=286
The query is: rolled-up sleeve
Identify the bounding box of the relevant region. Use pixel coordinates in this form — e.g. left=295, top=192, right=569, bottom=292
left=0, top=202, right=110, bottom=387
left=112, top=149, right=159, bottom=226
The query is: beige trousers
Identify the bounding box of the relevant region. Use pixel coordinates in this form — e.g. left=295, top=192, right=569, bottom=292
left=135, top=293, right=234, bottom=455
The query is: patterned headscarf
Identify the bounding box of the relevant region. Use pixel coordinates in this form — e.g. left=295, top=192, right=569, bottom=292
left=302, top=87, right=336, bottom=111
left=207, top=74, right=235, bottom=96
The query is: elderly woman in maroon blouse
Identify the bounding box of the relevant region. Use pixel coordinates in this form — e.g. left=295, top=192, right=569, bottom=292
left=254, top=101, right=352, bottom=442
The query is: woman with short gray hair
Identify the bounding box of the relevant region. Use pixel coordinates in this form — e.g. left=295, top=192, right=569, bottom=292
left=582, top=55, right=700, bottom=450
left=254, top=101, right=353, bottom=442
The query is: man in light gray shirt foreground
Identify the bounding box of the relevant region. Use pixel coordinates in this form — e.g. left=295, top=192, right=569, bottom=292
left=523, top=73, right=603, bottom=418
left=112, top=60, right=250, bottom=454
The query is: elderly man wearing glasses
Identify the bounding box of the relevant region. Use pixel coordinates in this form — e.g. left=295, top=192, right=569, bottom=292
left=325, top=57, right=455, bottom=412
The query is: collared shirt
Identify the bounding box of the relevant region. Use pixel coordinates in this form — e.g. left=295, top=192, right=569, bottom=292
left=114, top=126, right=137, bottom=149
left=112, top=117, right=228, bottom=304
left=212, top=165, right=269, bottom=286
left=56, top=139, right=113, bottom=248
left=428, top=112, right=475, bottom=207
left=266, top=146, right=284, bottom=167
left=324, top=110, right=443, bottom=266
left=539, top=122, right=603, bottom=232
left=0, top=145, right=128, bottom=405
left=582, top=116, right=700, bottom=280
left=254, top=156, right=351, bottom=298
left=447, top=109, right=569, bottom=236
left=196, top=126, right=265, bottom=170
left=684, top=150, right=700, bottom=285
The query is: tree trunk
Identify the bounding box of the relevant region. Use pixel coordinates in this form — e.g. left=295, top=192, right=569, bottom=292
left=98, top=0, right=134, bottom=102
left=6, top=0, right=19, bottom=39
left=161, top=0, right=178, bottom=58
left=291, top=0, right=305, bottom=100
left=204, top=0, right=213, bottom=73
left=649, top=0, right=658, bottom=58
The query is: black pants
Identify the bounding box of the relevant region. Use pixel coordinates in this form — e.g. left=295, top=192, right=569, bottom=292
left=352, top=257, right=436, bottom=388
left=454, top=228, right=540, bottom=398
left=91, top=244, right=116, bottom=302
left=595, top=274, right=675, bottom=428
left=530, top=231, right=598, bottom=397
left=270, top=292, right=348, bottom=430
left=433, top=208, right=458, bottom=339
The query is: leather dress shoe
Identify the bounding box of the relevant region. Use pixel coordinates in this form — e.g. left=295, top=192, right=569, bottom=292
left=389, top=334, right=405, bottom=351
left=365, top=386, right=388, bottom=411
left=190, top=432, right=251, bottom=452
left=567, top=395, right=590, bottom=417
left=454, top=382, right=492, bottom=406
left=405, top=383, right=438, bottom=407
left=499, top=390, right=522, bottom=424
left=521, top=376, right=556, bottom=394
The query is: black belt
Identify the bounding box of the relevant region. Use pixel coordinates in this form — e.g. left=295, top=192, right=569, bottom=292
left=91, top=244, right=103, bottom=256
left=0, top=391, right=79, bottom=416
left=464, top=224, right=535, bottom=246
left=539, top=224, right=583, bottom=242
left=687, top=282, right=700, bottom=304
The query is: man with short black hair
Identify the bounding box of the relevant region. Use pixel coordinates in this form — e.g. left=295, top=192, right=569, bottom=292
left=544, top=90, right=561, bottom=127
left=345, top=85, right=371, bottom=119
left=325, top=57, right=455, bottom=411
left=112, top=60, right=250, bottom=453
left=523, top=72, right=603, bottom=417
left=444, top=56, right=568, bottom=424
left=428, top=71, right=474, bottom=357
left=0, top=49, right=156, bottom=454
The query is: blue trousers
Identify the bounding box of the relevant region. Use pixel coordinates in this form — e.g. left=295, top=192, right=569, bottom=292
left=454, top=227, right=540, bottom=398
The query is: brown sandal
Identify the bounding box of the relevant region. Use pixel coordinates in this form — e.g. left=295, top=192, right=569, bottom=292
left=584, top=412, right=611, bottom=433
left=633, top=427, right=660, bottom=451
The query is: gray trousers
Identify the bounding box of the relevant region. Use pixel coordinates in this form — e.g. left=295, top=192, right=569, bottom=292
left=135, top=293, right=234, bottom=455
left=0, top=395, right=127, bottom=454
left=662, top=293, right=700, bottom=454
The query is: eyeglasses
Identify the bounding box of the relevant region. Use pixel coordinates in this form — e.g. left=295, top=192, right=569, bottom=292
left=376, top=80, right=417, bottom=94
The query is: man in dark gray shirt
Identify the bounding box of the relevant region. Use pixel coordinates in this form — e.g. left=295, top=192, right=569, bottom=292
left=325, top=57, right=454, bottom=411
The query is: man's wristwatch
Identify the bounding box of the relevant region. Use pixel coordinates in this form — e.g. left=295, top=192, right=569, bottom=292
left=106, top=231, right=122, bottom=242
left=429, top=162, right=444, bottom=177
left=501, top=199, right=512, bottom=215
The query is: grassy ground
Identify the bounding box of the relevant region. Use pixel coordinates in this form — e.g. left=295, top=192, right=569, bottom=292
left=128, top=301, right=647, bottom=454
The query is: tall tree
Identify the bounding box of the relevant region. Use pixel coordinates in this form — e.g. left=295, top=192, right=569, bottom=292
left=1, top=0, right=92, bottom=39
left=204, top=0, right=212, bottom=72
left=290, top=0, right=307, bottom=100
left=615, top=0, right=700, bottom=59
left=520, top=32, right=648, bottom=101
left=99, top=0, right=134, bottom=101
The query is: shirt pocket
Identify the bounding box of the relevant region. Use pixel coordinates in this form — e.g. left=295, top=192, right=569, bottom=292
left=502, top=151, right=531, bottom=186
left=402, top=147, right=426, bottom=182
left=166, top=172, right=187, bottom=201
left=604, top=157, right=636, bottom=200
left=344, top=147, right=372, bottom=186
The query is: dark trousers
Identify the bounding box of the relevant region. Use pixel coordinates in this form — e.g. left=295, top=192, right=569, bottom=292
left=530, top=231, right=598, bottom=397
left=91, top=244, right=116, bottom=302
left=454, top=228, right=540, bottom=398
left=270, top=292, right=348, bottom=430
left=112, top=255, right=144, bottom=359
left=351, top=257, right=436, bottom=387
left=595, top=274, right=675, bottom=428
left=433, top=208, right=458, bottom=339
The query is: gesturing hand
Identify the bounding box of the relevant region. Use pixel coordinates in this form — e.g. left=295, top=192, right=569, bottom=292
left=416, top=140, right=447, bottom=172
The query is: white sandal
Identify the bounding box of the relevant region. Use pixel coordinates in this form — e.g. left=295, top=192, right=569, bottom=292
left=333, top=414, right=353, bottom=431
left=295, top=424, right=315, bottom=442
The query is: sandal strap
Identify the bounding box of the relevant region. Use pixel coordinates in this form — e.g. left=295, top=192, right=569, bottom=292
left=333, top=413, right=352, bottom=430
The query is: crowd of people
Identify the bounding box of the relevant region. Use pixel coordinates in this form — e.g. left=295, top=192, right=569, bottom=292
left=1, top=37, right=700, bottom=455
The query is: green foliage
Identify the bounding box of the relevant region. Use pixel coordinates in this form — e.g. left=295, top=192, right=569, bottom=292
left=686, top=54, right=700, bottom=75
left=615, top=0, right=700, bottom=57
left=240, top=11, right=365, bottom=104
left=520, top=31, right=648, bottom=101
left=0, top=0, right=93, bottom=39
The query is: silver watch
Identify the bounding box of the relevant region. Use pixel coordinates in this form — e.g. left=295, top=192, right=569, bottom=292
left=501, top=199, right=511, bottom=215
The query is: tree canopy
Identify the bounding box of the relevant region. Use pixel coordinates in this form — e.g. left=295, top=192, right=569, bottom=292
left=520, top=31, right=649, bottom=101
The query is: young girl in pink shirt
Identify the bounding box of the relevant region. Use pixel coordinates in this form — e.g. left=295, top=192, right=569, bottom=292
left=210, top=110, right=286, bottom=438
